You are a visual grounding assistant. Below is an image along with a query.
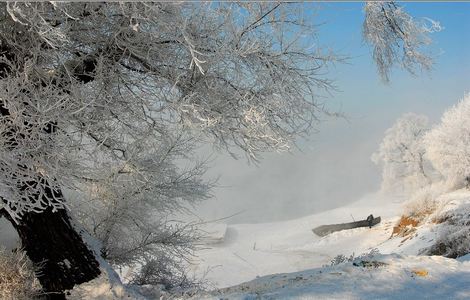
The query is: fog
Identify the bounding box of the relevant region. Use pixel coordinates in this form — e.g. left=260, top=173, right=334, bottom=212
left=192, top=81, right=467, bottom=224
left=194, top=118, right=383, bottom=224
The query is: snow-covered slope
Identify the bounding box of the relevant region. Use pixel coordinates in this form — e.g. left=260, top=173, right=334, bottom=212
left=191, top=254, right=470, bottom=300
left=2, top=190, right=469, bottom=299
left=192, top=193, right=404, bottom=288
left=385, top=189, right=470, bottom=258
left=188, top=190, right=470, bottom=299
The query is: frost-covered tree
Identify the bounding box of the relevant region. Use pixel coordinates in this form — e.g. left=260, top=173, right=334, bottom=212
left=424, top=94, right=470, bottom=187
left=0, top=2, right=437, bottom=296
left=0, top=2, right=337, bottom=295
left=363, top=2, right=441, bottom=82
left=372, top=113, right=432, bottom=194
left=68, top=130, right=211, bottom=288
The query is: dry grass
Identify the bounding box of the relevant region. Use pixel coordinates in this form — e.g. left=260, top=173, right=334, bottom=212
left=403, top=182, right=449, bottom=222
left=0, top=247, right=41, bottom=300
left=394, top=184, right=446, bottom=238
left=392, top=216, right=420, bottom=237
left=411, top=269, right=429, bottom=277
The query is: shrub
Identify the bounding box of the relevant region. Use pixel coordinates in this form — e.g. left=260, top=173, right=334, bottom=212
left=0, top=247, right=41, bottom=300
left=403, top=182, right=449, bottom=221
left=328, top=248, right=380, bottom=267
left=129, top=252, right=206, bottom=292
left=425, top=226, right=470, bottom=258
left=425, top=201, right=470, bottom=258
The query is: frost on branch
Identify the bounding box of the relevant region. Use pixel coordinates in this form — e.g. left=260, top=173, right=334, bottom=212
left=424, top=94, right=470, bottom=188
left=372, top=113, right=434, bottom=195
left=363, top=2, right=441, bottom=82
left=69, top=133, right=212, bottom=284
left=0, top=2, right=336, bottom=220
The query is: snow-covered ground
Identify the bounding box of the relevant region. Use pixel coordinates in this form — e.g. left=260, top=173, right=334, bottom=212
left=2, top=190, right=470, bottom=299
left=191, top=254, right=470, bottom=300
left=191, top=193, right=404, bottom=288
left=184, top=191, right=470, bottom=299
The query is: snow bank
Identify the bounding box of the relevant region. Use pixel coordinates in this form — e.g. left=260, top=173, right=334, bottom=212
left=377, top=189, right=470, bottom=258
left=190, top=190, right=470, bottom=298
left=198, top=223, right=227, bottom=245
left=189, top=254, right=470, bottom=300
left=191, top=193, right=403, bottom=288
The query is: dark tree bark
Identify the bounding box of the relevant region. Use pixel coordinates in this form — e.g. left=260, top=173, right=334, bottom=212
left=0, top=110, right=102, bottom=298
left=0, top=123, right=102, bottom=297
left=1, top=203, right=101, bottom=299
left=0, top=42, right=102, bottom=297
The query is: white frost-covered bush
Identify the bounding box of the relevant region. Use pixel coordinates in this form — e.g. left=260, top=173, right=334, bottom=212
left=425, top=198, right=470, bottom=258
left=328, top=248, right=380, bottom=267
left=130, top=255, right=200, bottom=291
left=428, top=224, right=470, bottom=258
left=0, top=248, right=40, bottom=300
left=404, top=182, right=449, bottom=220
left=424, top=93, right=470, bottom=188
left=372, top=113, right=434, bottom=195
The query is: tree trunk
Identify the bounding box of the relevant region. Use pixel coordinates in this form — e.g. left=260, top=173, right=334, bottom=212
left=0, top=206, right=101, bottom=299
left=0, top=37, right=103, bottom=299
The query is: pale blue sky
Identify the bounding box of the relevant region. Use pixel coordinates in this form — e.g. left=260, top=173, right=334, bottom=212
left=197, top=2, right=470, bottom=224
left=313, top=2, right=470, bottom=118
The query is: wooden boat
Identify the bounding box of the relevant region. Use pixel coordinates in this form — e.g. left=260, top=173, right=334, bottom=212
left=312, top=216, right=381, bottom=237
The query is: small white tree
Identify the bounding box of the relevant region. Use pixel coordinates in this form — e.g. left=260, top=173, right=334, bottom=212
left=372, top=113, right=433, bottom=195
left=424, top=94, right=470, bottom=187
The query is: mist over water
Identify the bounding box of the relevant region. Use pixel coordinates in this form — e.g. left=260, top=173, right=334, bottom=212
left=193, top=86, right=466, bottom=225
left=194, top=117, right=385, bottom=224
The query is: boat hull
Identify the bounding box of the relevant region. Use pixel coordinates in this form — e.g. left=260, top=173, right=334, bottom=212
left=312, top=217, right=381, bottom=237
